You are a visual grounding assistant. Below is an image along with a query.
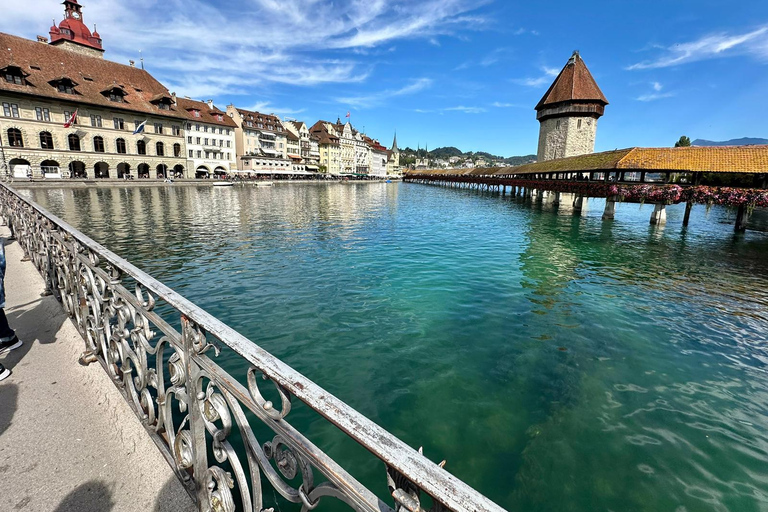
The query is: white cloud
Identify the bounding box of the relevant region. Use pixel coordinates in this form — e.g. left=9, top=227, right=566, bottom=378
left=492, top=102, right=524, bottom=108
left=635, top=81, right=674, bottom=102
left=628, top=26, right=768, bottom=70
left=338, top=78, right=433, bottom=108
left=0, top=0, right=489, bottom=97
left=445, top=106, right=487, bottom=114
left=652, top=81, right=663, bottom=92
left=511, top=66, right=560, bottom=87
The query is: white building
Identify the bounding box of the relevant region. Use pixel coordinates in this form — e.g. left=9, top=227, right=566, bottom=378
left=227, top=106, right=293, bottom=173
left=176, top=98, right=237, bottom=178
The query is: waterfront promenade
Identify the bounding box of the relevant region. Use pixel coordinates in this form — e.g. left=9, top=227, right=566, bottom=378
left=0, top=227, right=195, bottom=512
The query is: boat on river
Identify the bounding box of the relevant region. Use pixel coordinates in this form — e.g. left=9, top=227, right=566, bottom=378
left=212, top=181, right=233, bottom=187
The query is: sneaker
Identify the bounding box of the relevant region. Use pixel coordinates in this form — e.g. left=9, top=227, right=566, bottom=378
left=0, top=336, right=21, bottom=355
left=0, top=365, right=10, bottom=381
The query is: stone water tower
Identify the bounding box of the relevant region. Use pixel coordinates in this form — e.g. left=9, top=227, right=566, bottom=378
left=535, top=51, right=608, bottom=162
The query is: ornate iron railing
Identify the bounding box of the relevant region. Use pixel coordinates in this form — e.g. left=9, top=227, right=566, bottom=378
left=0, top=182, right=505, bottom=512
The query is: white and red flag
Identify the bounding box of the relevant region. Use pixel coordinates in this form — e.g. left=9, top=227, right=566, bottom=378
left=346, top=111, right=350, bottom=118
left=64, top=109, right=78, bottom=128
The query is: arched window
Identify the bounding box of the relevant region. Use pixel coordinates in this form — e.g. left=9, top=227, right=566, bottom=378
left=156, top=142, right=164, bottom=156
left=93, top=136, right=105, bottom=153
left=7, top=128, right=23, bottom=147
left=68, top=134, right=81, bottom=151
left=137, top=140, right=146, bottom=155
left=39, top=131, right=54, bottom=150
left=173, top=143, right=181, bottom=157
left=116, top=138, right=126, bottom=154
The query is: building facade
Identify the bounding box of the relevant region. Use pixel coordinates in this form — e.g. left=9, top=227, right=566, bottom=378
left=176, top=98, right=237, bottom=178
left=535, top=51, right=608, bottom=162
left=0, top=1, right=187, bottom=180
left=226, top=106, right=294, bottom=173
left=386, top=133, right=400, bottom=175
left=310, top=121, right=341, bottom=175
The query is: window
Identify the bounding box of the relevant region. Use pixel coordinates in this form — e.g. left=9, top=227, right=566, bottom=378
left=226, top=129, right=230, bottom=136
left=186, top=123, right=192, bottom=130
left=195, top=124, right=200, bottom=131
left=226, top=141, right=231, bottom=148
left=116, top=138, right=126, bottom=154
left=189, top=149, right=193, bottom=158
left=187, top=136, right=192, bottom=144
left=556, top=120, right=561, bottom=129
left=68, top=133, right=81, bottom=151
left=137, top=140, right=146, bottom=155
left=154, top=123, right=163, bottom=134
left=577, top=119, right=582, bottom=129
left=3, top=69, right=24, bottom=85
left=196, top=150, right=201, bottom=158
left=204, top=126, right=209, bottom=133
left=35, top=107, right=51, bottom=122
left=172, top=125, right=181, bottom=136
left=108, top=92, right=123, bottom=102
left=113, top=117, right=125, bottom=130
left=90, top=115, right=103, bottom=127
left=64, top=110, right=77, bottom=125
left=40, top=131, right=54, bottom=149
left=204, top=138, right=209, bottom=145
left=156, top=142, right=164, bottom=156
left=7, top=128, right=23, bottom=147
left=218, top=127, right=223, bottom=134
left=93, top=136, right=105, bottom=153
left=57, top=82, right=76, bottom=94
left=205, top=151, right=209, bottom=159
left=158, top=102, right=170, bottom=110
left=196, top=137, right=201, bottom=144
left=193, top=110, right=200, bottom=118
left=173, top=143, right=181, bottom=157
left=219, top=140, right=223, bottom=147
left=3, top=102, right=19, bottom=118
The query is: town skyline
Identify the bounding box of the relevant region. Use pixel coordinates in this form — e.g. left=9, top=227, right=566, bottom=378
left=2, top=0, right=767, bottom=157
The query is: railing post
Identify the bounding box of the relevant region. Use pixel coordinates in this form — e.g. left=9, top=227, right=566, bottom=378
left=182, top=317, right=209, bottom=511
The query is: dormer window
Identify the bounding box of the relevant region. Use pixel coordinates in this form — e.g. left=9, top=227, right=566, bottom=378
left=2, top=66, right=27, bottom=86
left=216, top=114, right=223, bottom=122
left=50, top=77, right=78, bottom=95
left=102, top=86, right=127, bottom=103
left=191, top=110, right=200, bottom=118
left=150, top=93, right=173, bottom=111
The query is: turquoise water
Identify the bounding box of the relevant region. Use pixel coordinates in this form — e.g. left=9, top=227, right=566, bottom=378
left=19, top=183, right=768, bottom=511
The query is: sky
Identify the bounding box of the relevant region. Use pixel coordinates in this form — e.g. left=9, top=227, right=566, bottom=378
left=3, top=0, right=768, bottom=156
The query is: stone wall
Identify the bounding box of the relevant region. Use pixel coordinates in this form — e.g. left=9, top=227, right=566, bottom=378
left=537, top=116, right=598, bottom=162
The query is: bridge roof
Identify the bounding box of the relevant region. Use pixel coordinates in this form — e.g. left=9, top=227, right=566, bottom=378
left=405, top=146, right=768, bottom=177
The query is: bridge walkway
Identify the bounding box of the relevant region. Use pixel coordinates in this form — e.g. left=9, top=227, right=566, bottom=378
left=0, top=227, right=195, bottom=512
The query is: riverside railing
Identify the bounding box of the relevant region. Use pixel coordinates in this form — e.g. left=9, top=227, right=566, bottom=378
left=0, top=182, right=505, bottom=512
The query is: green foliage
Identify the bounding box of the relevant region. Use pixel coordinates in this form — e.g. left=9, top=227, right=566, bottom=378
left=674, top=136, right=691, bottom=147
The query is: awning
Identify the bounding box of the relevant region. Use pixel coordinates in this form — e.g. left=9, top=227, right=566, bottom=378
left=287, top=154, right=302, bottom=159
left=305, top=165, right=319, bottom=170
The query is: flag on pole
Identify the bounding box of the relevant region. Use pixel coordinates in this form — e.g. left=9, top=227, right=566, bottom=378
left=64, top=109, right=78, bottom=128
left=133, top=120, right=147, bottom=135
left=345, top=111, right=350, bottom=118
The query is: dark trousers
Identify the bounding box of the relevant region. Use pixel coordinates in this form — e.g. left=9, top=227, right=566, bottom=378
left=0, top=309, right=15, bottom=343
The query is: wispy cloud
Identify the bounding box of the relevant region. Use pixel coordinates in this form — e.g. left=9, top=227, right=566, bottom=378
left=492, top=102, right=525, bottom=108
left=1, top=0, right=490, bottom=97
left=628, top=26, right=768, bottom=70
left=338, top=78, right=433, bottom=108
left=635, top=82, right=675, bottom=102
left=455, top=47, right=513, bottom=70
left=511, top=66, right=560, bottom=87
left=444, top=106, right=487, bottom=114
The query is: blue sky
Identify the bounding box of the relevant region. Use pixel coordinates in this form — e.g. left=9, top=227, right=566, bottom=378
left=4, top=0, right=768, bottom=156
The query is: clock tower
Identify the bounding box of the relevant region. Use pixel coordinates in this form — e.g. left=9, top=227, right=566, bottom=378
left=48, top=0, right=105, bottom=58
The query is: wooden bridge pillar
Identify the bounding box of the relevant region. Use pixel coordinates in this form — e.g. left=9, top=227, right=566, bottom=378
left=573, top=195, right=584, bottom=212
left=551, top=192, right=561, bottom=205
left=650, top=204, right=667, bottom=225
left=735, top=205, right=748, bottom=232
left=683, top=201, right=693, bottom=227
left=602, top=199, right=616, bottom=220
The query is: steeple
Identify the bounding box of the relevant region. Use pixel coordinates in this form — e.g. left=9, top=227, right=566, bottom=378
left=392, top=132, right=398, bottom=152
left=535, top=51, right=608, bottom=162
left=49, top=0, right=105, bottom=58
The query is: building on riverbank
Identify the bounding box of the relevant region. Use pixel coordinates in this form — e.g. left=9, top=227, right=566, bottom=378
left=0, top=1, right=187, bottom=180
left=176, top=98, right=237, bottom=178
left=310, top=121, right=342, bottom=175
left=226, top=106, right=294, bottom=174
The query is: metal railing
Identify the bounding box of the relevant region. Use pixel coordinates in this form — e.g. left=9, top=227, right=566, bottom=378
left=0, top=182, right=505, bottom=512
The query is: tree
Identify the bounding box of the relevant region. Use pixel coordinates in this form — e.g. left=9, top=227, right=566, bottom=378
left=675, top=136, right=691, bottom=147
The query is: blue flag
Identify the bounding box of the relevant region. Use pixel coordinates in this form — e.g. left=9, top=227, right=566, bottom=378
left=133, top=120, right=147, bottom=135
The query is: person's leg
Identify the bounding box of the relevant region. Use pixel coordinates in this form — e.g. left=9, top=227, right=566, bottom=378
left=0, top=309, right=20, bottom=354
left=0, top=363, right=9, bottom=381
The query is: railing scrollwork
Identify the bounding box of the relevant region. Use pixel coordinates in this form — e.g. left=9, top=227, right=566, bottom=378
left=0, top=182, right=506, bottom=512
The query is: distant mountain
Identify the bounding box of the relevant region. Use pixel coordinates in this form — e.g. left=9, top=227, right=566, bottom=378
left=400, top=146, right=536, bottom=166
left=692, top=137, right=768, bottom=147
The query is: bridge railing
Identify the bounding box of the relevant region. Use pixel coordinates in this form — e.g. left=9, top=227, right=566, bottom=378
left=0, top=182, right=505, bottom=512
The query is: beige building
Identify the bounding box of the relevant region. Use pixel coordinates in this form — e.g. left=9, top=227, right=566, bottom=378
left=285, top=121, right=320, bottom=173
left=386, top=133, right=400, bottom=176
left=176, top=98, right=237, bottom=178
left=226, top=106, right=293, bottom=173
left=0, top=1, right=187, bottom=180
left=309, top=121, right=341, bottom=175
left=535, top=51, right=608, bottom=162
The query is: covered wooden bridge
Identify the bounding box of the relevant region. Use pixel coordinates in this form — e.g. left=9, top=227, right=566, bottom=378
left=404, top=146, right=768, bottom=231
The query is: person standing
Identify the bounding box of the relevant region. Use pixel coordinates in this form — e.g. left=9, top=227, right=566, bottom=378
left=0, top=240, right=22, bottom=381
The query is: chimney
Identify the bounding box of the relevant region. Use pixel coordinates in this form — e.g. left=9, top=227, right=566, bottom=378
left=171, top=92, right=177, bottom=105
left=37, top=36, right=48, bottom=43
left=129, top=59, right=135, bottom=67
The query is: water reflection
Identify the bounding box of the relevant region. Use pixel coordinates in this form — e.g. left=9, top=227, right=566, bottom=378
left=16, top=182, right=768, bottom=512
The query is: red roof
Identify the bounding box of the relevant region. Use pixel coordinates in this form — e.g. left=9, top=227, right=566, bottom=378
left=536, top=52, right=608, bottom=110
left=175, top=97, right=237, bottom=128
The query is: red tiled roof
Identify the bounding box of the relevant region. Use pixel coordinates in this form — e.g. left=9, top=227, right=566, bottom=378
left=0, top=32, right=186, bottom=119
left=175, top=97, right=237, bottom=127
left=536, top=52, right=608, bottom=110
left=236, top=107, right=283, bottom=134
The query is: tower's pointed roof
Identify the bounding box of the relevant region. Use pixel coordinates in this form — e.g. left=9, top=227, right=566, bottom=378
left=535, top=51, right=608, bottom=110
left=392, top=132, right=398, bottom=151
